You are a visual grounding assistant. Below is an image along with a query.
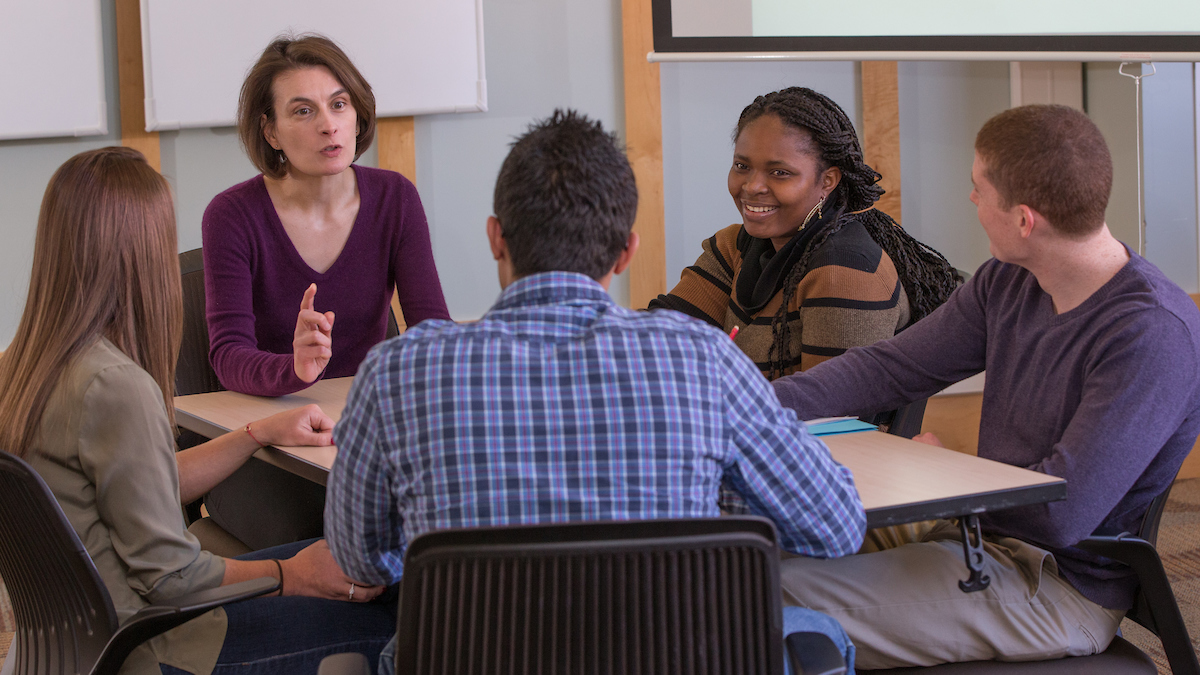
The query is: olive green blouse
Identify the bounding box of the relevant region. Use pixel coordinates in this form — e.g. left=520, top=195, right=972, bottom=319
left=26, top=338, right=227, bottom=675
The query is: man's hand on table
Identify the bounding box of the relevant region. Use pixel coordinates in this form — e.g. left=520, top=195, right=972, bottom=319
left=912, top=432, right=946, bottom=448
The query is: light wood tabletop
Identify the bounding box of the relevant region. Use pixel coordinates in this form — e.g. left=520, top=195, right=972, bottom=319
left=175, top=377, right=1065, bottom=523
left=824, top=431, right=1064, bottom=527
left=175, top=377, right=354, bottom=485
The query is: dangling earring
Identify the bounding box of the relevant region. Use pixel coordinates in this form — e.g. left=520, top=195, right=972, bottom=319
left=278, top=149, right=288, bottom=165
left=799, top=195, right=825, bottom=231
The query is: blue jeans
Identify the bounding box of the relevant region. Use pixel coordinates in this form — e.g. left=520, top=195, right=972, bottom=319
left=783, top=606, right=856, bottom=675
left=375, top=605, right=854, bottom=675
left=160, top=539, right=396, bottom=675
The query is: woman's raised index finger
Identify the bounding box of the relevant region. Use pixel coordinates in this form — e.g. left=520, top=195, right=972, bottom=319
left=300, top=283, right=318, bottom=311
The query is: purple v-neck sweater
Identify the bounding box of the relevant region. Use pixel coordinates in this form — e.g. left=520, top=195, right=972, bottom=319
left=202, top=165, right=450, bottom=396
left=773, top=251, right=1200, bottom=610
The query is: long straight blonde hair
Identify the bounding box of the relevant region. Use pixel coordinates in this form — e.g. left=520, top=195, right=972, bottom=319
left=0, top=147, right=182, bottom=458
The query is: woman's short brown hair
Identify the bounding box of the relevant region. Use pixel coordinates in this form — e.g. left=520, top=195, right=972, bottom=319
left=238, top=34, right=376, bottom=179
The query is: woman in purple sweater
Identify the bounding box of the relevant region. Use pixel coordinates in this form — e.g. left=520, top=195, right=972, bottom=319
left=200, top=35, right=450, bottom=549
left=203, top=34, right=450, bottom=398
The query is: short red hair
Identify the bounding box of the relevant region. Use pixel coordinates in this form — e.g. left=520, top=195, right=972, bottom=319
left=975, top=105, right=1111, bottom=237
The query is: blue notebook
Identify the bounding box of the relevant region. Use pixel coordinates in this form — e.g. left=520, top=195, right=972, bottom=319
left=804, top=417, right=878, bottom=436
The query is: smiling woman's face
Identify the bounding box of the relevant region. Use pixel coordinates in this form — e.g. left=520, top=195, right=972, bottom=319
left=263, top=65, right=358, bottom=180
left=728, top=114, right=839, bottom=251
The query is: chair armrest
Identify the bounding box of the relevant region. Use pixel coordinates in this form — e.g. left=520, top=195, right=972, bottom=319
left=1077, top=534, right=1200, bottom=675
left=93, top=577, right=280, bottom=675
left=785, top=631, right=847, bottom=675
left=318, top=652, right=372, bottom=675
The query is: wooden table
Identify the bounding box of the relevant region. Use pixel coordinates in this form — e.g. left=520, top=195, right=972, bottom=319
left=175, top=377, right=354, bottom=486
left=176, top=377, right=1066, bottom=591
left=175, top=377, right=1066, bottom=525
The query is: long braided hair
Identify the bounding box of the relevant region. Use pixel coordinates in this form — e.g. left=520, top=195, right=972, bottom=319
left=735, top=87, right=961, bottom=379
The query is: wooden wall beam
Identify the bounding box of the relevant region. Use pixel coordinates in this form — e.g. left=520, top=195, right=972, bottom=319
left=377, top=116, right=418, bottom=331
left=377, top=116, right=417, bottom=183
left=860, top=61, right=901, bottom=225
left=115, top=0, right=160, bottom=171
left=622, top=0, right=667, bottom=308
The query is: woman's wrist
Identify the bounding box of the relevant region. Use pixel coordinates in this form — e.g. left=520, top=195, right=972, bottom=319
left=271, top=558, right=285, bottom=596
left=244, top=422, right=266, bottom=448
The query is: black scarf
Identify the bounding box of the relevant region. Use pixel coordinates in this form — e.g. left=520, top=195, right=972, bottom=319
left=735, top=205, right=842, bottom=314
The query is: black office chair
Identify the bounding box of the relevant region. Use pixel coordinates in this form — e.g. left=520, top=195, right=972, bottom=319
left=318, top=517, right=849, bottom=675
left=178, top=248, right=224, bottom=400
left=0, top=450, right=278, bottom=675
left=872, top=398, right=928, bottom=440
left=178, top=249, right=254, bottom=555
left=875, top=487, right=1199, bottom=674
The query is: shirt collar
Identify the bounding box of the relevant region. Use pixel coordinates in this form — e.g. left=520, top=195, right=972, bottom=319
left=492, top=271, right=615, bottom=311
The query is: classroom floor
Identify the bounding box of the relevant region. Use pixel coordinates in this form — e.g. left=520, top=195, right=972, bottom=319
left=0, top=480, right=1197, bottom=670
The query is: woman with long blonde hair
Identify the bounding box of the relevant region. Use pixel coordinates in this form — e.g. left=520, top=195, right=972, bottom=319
left=0, top=147, right=395, bottom=675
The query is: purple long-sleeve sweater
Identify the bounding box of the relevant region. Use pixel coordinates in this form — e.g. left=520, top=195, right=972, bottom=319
left=202, top=165, right=451, bottom=396
left=773, top=251, right=1200, bottom=610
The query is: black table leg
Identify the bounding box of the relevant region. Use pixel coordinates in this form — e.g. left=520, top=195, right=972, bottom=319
left=958, top=515, right=991, bottom=592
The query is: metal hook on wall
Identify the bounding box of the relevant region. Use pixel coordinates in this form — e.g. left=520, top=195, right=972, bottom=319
left=1119, top=61, right=1156, bottom=257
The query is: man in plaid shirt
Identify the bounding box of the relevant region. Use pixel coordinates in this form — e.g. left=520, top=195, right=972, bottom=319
left=325, top=110, right=865, bottom=673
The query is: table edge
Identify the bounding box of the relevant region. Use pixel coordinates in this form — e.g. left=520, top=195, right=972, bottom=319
left=864, top=479, right=1067, bottom=528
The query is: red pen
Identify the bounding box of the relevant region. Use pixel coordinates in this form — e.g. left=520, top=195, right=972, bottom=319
left=729, top=325, right=740, bottom=340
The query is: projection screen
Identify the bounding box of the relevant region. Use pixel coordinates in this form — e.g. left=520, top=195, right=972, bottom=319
left=653, top=0, right=1200, bottom=61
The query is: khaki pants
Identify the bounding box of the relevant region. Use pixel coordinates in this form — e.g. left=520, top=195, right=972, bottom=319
left=779, top=521, right=1125, bottom=670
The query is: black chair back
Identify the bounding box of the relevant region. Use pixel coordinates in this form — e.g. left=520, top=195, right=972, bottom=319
left=1076, top=485, right=1199, bottom=675
left=177, top=248, right=223, bottom=397
left=885, top=399, right=928, bottom=440
left=0, top=451, right=279, bottom=675
left=0, top=451, right=120, bottom=675
left=394, top=517, right=787, bottom=675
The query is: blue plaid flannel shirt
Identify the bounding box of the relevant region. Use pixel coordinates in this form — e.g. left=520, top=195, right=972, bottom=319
left=325, top=272, right=865, bottom=585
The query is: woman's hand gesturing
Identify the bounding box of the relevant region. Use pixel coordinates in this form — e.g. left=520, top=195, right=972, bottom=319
left=294, top=283, right=335, bottom=383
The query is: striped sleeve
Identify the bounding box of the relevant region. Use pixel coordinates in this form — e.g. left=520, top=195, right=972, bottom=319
left=648, top=224, right=742, bottom=328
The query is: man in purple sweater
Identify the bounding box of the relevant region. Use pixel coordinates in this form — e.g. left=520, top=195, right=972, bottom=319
left=771, top=104, right=1200, bottom=668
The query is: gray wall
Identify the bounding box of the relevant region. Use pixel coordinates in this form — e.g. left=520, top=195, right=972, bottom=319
left=1088, top=63, right=1143, bottom=252
left=1141, top=63, right=1198, bottom=292
left=897, top=61, right=1010, bottom=275
left=0, top=0, right=122, bottom=345
left=415, top=0, right=626, bottom=320
left=1, top=0, right=1197, bottom=347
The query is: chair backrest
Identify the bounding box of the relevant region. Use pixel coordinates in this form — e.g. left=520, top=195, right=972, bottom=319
left=884, top=398, right=928, bottom=440
left=177, top=248, right=224, bottom=396
left=1123, top=485, right=1176, bottom=633
left=0, top=451, right=120, bottom=675
left=1136, top=486, right=1171, bottom=547
left=1078, top=484, right=1200, bottom=675
left=394, top=517, right=786, bottom=675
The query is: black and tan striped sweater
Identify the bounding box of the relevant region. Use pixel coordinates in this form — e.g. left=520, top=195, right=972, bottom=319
left=650, top=219, right=909, bottom=379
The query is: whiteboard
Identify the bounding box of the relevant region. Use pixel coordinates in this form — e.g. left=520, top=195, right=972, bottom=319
left=139, top=0, right=487, bottom=131
left=0, top=0, right=107, bottom=141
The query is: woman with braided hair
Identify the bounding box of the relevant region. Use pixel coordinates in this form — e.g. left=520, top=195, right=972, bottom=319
left=650, top=87, right=960, bottom=380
